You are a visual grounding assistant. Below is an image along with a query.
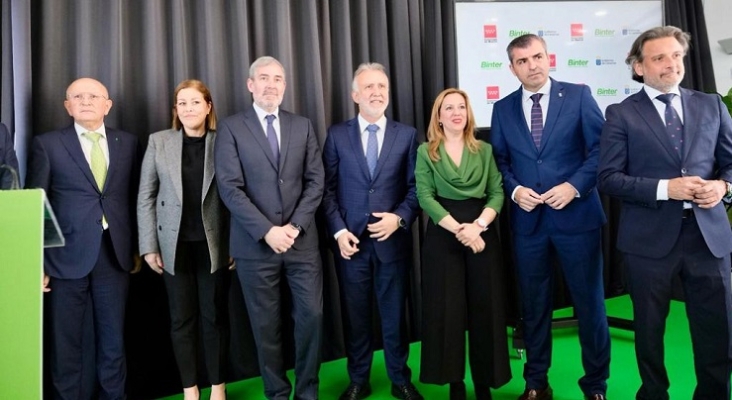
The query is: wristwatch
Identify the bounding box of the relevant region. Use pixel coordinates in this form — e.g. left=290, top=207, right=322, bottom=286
left=725, top=181, right=732, bottom=199
left=474, top=218, right=489, bottom=231
left=290, top=222, right=303, bottom=232
left=397, top=217, right=407, bottom=228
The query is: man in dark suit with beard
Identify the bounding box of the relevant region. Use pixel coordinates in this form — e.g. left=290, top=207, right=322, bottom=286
left=214, top=56, right=324, bottom=400
left=598, top=26, right=732, bottom=399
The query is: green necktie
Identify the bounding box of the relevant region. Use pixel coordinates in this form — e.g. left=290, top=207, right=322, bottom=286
left=83, top=132, right=107, bottom=190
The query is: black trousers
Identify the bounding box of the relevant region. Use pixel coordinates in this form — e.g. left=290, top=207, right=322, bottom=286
left=49, top=230, right=129, bottom=400
left=163, top=240, right=228, bottom=387
left=625, top=216, right=732, bottom=400
left=419, top=197, right=511, bottom=388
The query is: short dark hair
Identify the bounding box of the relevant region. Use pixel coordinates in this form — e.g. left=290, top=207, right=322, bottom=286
left=171, top=79, right=217, bottom=131
left=506, top=34, right=547, bottom=62
left=626, top=26, right=690, bottom=83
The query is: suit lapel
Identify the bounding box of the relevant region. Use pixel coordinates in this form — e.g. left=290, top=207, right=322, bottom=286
left=347, top=119, right=372, bottom=180
left=243, top=107, right=278, bottom=170
left=60, top=127, right=99, bottom=192
left=540, top=79, right=564, bottom=152
left=164, top=130, right=184, bottom=201
left=509, top=88, right=536, bottom=153
left=679, top=88, right=696, bottom=163
left=202, top=131, right=215, bottom=201
left=278, top=112, right=291, bottom=171
left=634, top=89, right=680, bottom=162
left=104, top=128, right=122, bottom=193
left=373, top=120, right=398, bottom=180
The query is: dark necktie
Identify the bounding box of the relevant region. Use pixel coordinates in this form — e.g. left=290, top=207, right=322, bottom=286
left=530, top=93, right=543, bottom=149
left=265, top=114, right=279, bottom=164
left=656, top=94, right=683, bottom=156
left=365, top=124, right=379, bottom=178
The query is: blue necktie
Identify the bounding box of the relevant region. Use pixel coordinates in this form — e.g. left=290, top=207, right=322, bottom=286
left=656, top=94, right=683, bottom=156
left=265, top=114, right=279, bottom=164
left=365, top=124, right=379, bottom=178
left=530, top=93, right=543, bottom=149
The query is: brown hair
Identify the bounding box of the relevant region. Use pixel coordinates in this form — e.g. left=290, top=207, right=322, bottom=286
left=172, top=79, right=217, bottom=131
left=625, top=26, right=690, bottom=83
left=426, top=88, right=480, bottom=162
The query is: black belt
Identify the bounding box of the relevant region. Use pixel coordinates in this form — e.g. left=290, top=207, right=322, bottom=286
left=682, top=208, right=694, bottom=219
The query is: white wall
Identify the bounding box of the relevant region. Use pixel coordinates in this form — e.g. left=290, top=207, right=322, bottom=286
left=703, top=0, right=732, bottom=94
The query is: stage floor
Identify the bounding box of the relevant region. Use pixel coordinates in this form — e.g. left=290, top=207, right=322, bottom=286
left=159, top=295, right=697, bottom=399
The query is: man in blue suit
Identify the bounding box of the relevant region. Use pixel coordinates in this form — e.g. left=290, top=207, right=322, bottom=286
left=0, top=122, right=19, bottom=189
left=322, top=63, right=422, bottom=400
left=490, top=34, right=610, bottom=400
left=215, top=56, right=324, bottom=400
left=598, top=26, right=732, bottom=399
left=27, top=78, right=140, bottom=399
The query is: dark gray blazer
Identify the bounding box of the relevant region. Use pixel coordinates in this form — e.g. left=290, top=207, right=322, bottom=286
left=137, top=129, right=228, bottom=275
left=214, top=106, right=324, bottom=261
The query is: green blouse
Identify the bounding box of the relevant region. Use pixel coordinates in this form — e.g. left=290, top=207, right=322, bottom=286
left=415, top=140, right=504, bottom=223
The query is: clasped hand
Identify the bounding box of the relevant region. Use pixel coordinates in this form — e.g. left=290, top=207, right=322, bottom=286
left=668, top=176, right=725, bottom=208
left=265, top=224, right=300, bottom=254
left=455, top=223, right=485, bottom=254
left=515, top=182, right=576, bottom=212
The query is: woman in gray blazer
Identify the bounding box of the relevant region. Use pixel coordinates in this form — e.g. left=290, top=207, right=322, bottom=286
left=138, top=79, right=229, bottom=400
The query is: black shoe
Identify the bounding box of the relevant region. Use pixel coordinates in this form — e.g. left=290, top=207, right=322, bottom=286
left=339, top=383, right=372, bottom=400
left=517, top=385, right=553, bottom=400
left=474, top=383, right=493, bottom=400
left=391, top=383, right=424, bottom=400
left=449, top=381, right=466, bottom=400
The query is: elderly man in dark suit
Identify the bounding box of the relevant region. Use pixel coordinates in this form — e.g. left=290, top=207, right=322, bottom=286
left=214, top=56, right=324, bottom=400
left=0, top=122, right=19, bottom=189
left=26, top=77, right=140, bottom=400
left=598, top=26, right=732, bottom=399
left=322, top=62, right=422, bottom=400
left=490, top=34, right=610, bottom=400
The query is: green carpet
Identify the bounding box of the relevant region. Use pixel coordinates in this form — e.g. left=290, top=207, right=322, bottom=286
left=160, top=295, right=698, bottom=399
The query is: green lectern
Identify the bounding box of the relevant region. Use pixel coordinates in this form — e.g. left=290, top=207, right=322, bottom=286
left=0, top=189, right=63, bottom=399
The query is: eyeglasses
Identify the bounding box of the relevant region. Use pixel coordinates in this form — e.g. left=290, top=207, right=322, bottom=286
left=67, top=93, right=108, bottom=103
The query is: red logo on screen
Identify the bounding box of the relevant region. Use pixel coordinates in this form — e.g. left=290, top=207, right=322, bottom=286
left=486, top=86, right=500, bottom=100
left=549, top=53, right=556, bottom=68
left=571, top=23, right=584, bottom=38
left=484, top=25, right=497, bottom=39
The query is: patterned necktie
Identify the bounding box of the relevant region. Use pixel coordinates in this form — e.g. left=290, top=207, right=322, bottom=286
left=82, top=132, right=107, bottom=190
left=365, top=124, right=379, bottom=178
left=656, top=93, right=683, bottom=156
left=265, top=114, right=279, bottom=165
left=530, top=93, right=544, bottom=149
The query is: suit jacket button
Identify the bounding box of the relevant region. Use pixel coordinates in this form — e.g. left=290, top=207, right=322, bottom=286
left=681, top=168, right=687, bottom=175
left=278, top=179, right=284, bottom=185
left=537, top=159, right=542, bottom=164
left=161, top=201, right=165, bottom=206
left=158, top=225, right=162, bottom=231
left=369, top=189, right=375, bottom=193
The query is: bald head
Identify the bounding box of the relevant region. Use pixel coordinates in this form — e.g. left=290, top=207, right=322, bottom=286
left=64, top=78, right=113, bottom=131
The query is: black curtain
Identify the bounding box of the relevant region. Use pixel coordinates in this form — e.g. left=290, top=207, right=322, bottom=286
left=0, top=0, right=716, bottom=399
left=665, top=0, right=718, bottom=92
